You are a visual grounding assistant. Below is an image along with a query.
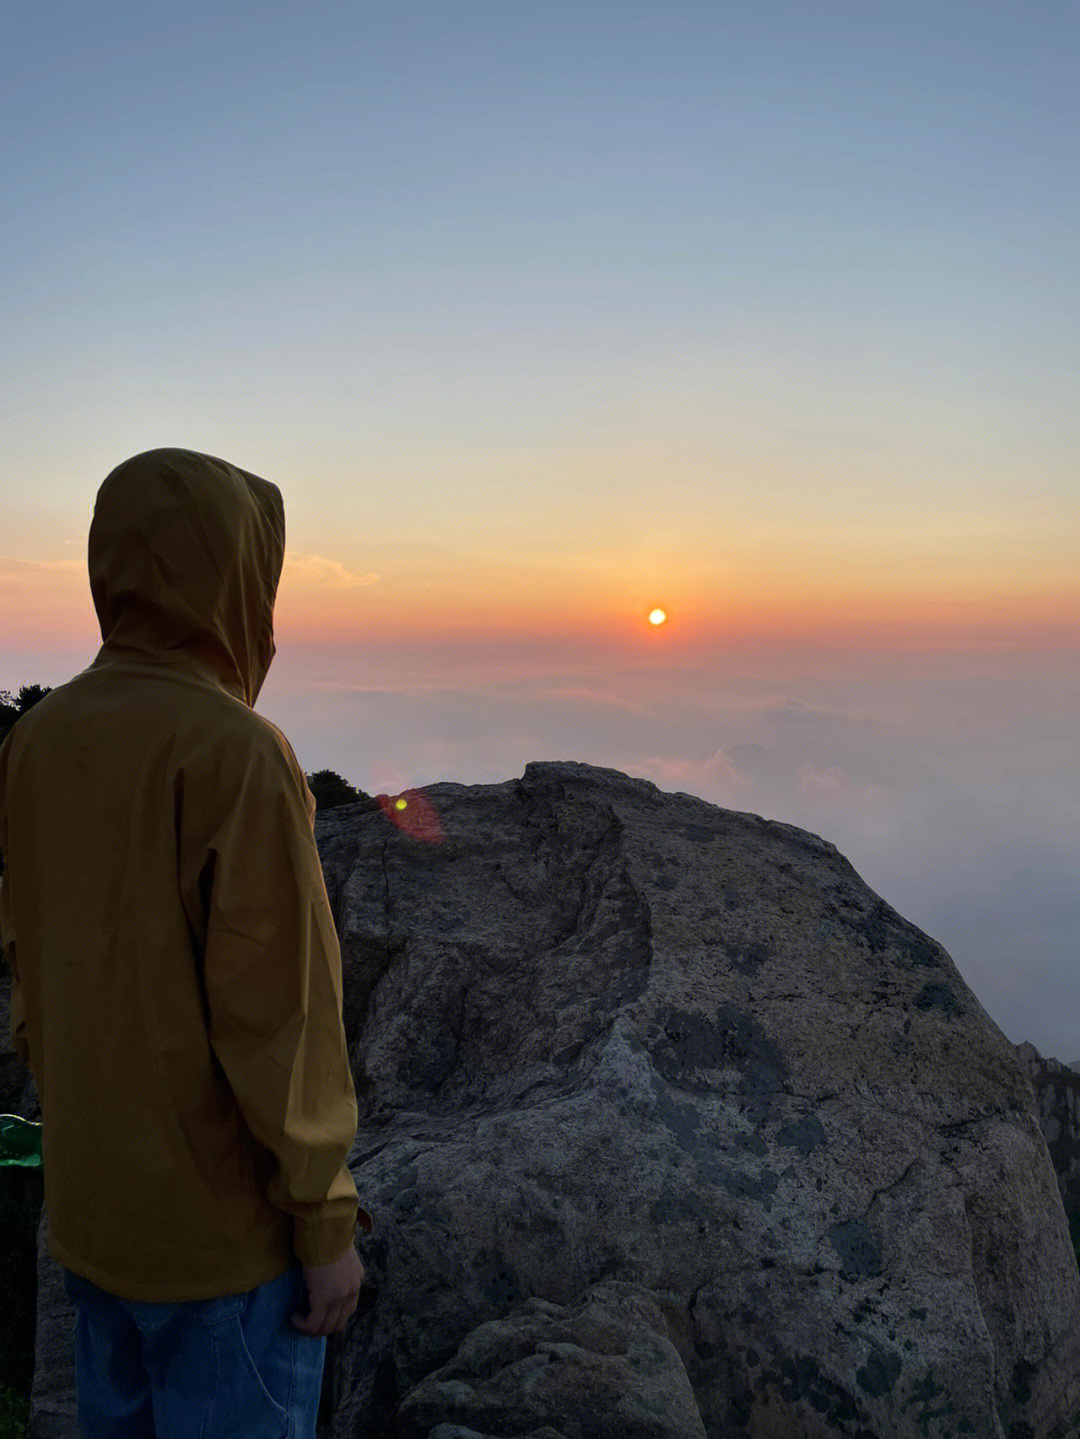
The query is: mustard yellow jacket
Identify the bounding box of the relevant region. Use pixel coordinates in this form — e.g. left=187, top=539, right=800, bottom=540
left=0, top=448, right=373, bottom=1301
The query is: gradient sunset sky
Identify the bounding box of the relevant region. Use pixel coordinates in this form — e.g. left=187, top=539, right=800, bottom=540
left=3, top=2, right=1078, bottom=1057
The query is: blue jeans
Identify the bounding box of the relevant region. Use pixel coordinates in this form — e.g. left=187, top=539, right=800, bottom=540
left=61, top=1262, right=327, bottom=1438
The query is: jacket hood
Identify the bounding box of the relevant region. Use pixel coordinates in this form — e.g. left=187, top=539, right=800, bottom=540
left=88, top=448, right=285, bottom=707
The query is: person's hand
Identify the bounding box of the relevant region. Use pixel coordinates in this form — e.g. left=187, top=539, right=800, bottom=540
left=291, top=1243, right=365, bottom=1336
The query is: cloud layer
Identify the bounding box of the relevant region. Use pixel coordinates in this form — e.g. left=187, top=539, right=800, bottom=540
left=259, top=639, right=1080, bottom=1063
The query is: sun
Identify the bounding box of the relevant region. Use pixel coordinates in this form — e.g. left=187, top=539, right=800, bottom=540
left=648, top=608, right=667, bottom=626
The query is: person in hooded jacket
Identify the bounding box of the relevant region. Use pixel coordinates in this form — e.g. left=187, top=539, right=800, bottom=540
left=0, top=449, right=374, bottom=1438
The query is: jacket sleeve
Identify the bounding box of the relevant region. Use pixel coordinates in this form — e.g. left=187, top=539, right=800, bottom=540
left=0, top=870, right=30, bottom=1069
left=198, top=730, right=373, bottom=1265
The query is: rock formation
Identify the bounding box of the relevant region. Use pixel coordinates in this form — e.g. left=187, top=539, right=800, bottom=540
left=4, top=759, right=1080, bottom=1438
left=1017, top=1041, right=1080, bottom=1251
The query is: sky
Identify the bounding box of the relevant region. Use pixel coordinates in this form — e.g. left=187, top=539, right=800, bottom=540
left=2, top=1, right=1077, bottom=1058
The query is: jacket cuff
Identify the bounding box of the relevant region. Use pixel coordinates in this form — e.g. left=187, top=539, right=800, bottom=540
left=293, top=1202, right=374, bottom=1266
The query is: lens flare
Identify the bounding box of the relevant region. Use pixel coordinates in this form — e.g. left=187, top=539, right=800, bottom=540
left=376, top=788, right=443, bottom=843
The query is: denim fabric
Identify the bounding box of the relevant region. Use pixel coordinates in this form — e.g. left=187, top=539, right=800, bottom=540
left=61, top=1262, right=327, bottom=1438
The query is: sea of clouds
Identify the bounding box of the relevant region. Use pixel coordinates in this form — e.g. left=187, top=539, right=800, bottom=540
left=265, top=636, right=1079, bottom=1064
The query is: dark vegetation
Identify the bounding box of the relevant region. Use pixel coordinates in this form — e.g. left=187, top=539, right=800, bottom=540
left=0, top=688, right=51, bottom=747
left=305, top=768, right=373, bottom=811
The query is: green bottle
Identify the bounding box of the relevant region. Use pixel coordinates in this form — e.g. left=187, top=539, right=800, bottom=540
left=0, top=1113, right=42, bottom=1167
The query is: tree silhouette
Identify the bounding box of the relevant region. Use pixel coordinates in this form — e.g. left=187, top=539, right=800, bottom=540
left=305, top=769, right=374, bottom=812
left=0, top=685, right=52, bottom=746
